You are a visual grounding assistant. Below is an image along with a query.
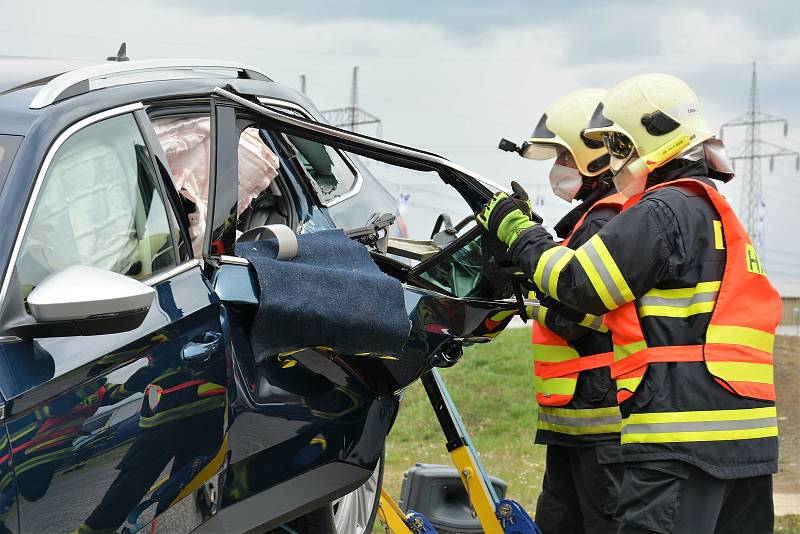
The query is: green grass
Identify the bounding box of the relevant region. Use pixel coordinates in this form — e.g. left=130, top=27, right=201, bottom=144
left=383, top=327, right=545, bottom=512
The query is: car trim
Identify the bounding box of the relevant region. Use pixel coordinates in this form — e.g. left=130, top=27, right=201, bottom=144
left=0, top=102, right=144, bottom=315
left=29, top=59, right=272, bottom=109
left=221, top=88, right=509, bottom=196
left=143, top=259, right=202, bottom=287
left=256, top=97, right=364, bottom=207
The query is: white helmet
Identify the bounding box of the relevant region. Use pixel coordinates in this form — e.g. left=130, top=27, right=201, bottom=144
left=521, top=88, right=611, bottom=177
left=583, top=74, right=717, bottom=195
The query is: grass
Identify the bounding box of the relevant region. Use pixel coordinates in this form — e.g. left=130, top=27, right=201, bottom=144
left=379, top=327, right=800, bottom=533
left=382, top=327, right=545, bottom=514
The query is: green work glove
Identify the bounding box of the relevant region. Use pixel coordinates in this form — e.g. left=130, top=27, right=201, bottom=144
left=476, top=181, right=539, bottom=247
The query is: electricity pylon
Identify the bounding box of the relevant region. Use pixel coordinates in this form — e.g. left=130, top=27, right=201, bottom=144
left=720, top=62, right=799, bottom=264
left=321, top=66, right=382, bottom=136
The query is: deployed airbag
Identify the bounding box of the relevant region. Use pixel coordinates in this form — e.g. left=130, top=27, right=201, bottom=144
left=236, top=230, right=411, bottom=357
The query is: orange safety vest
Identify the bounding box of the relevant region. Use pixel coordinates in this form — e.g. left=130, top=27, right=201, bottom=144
left=533, top=193, right=627, bottom=406
left=605, top=178, right=781, bottom=403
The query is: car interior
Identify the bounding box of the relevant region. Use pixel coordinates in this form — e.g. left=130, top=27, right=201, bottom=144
left=150, top=108, right=516, bottom=304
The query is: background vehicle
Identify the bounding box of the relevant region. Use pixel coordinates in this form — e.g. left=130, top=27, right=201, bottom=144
left=0, top=57, right=517, bottom=533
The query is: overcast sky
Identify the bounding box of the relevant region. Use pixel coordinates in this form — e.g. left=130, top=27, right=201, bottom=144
left=3, top=1, right=800, bottom=278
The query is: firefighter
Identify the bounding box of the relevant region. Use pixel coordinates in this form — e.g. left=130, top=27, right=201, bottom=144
left=478, top=73, right=780, bottom=533
left=508, top=88, right=627, bottom=533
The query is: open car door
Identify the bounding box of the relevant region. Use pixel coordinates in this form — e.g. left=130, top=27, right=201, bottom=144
left=207, top=86, right=526, bottom=389
left=194, top=86, right=527, bottom=533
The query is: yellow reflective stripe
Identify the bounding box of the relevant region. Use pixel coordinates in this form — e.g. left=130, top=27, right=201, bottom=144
left=643, top=281, right=721, bottom=299
left=713, top=220, right=724, bottom=250
left=537, top=421, right=622, bottom=435
left=533, top=344, right=579, bottom=362
left=613, top=341, right=648, bottom=361
left=616, top=377, right=643, bottom=391
left=14, top=448, right=72, bottom=476
left=575, top=247, right=617, bottom=310
left=625, top=406, right=776, bottom=424
left=27, top=435, right=73, bottom=453
left=588, top=235, right=634, bottom=303
left=534, top=376, right=577, bottom=395
left=489, top=309, right=517, bottom=322
left=539, top=406, right=621, bottom=418
left=621, top=407, right=778, bottom=444
left=548, top=248, right=575, bottom=299
left=705, top=362, right=774, bottom=384
left=621, top=426, right=778, bottom=444
left=197, top=382, right=225, bottom=395
left=706, top=325, right=775, bottom=353
left=138, top=396, right=226, bottom=429
left=638, top=301, right=716, bottom=318
left=534, top=305, right=548, bottom=326
left=533, top=247, right=562, bottom=292
left=10, top=422, right=39, bottom=442
left=578, top=313, right=609, bottom=333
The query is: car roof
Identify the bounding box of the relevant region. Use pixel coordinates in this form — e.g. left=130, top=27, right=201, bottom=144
left=0, top=56, right=318, bottom=136
left=0, top=56, right=96, bottom=94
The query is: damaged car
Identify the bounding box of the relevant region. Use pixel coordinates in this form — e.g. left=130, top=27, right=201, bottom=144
left=0, top=57, right=521, bottom=534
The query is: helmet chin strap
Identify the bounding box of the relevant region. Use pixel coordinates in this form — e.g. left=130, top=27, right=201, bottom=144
left=613, top=134, right=693, bottom=195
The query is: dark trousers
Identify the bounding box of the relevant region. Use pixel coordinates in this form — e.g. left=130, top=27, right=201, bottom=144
left=616, top=460, right=774, bottom=534
left=535, top=445, right=624, bottom=534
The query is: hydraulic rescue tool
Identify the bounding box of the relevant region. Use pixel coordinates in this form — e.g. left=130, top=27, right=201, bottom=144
left=376, top=368, right=541, bottom=534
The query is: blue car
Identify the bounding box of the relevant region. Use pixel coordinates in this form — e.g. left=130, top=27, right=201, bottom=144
left=0, top=57, right=518, bottom=534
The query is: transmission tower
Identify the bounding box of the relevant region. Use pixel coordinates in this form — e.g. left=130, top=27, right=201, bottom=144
left=720, top=62, right=799, bottom=263
left=321, top=66, right=383, bottom=136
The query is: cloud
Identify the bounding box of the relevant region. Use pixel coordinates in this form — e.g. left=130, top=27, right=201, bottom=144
left=2, top=0, right=800, bottom=275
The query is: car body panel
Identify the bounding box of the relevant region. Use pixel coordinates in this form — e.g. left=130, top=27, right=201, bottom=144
left=0, top=60, right=518, bottom=533
left=0, top=266, right=227, bottom=533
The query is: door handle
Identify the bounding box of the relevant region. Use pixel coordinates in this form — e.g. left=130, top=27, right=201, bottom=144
left=181, top=331, right=223, bottom=363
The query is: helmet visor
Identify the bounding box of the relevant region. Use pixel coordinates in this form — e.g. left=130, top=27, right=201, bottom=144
left=602, top=132, right=635, bottom=159
left=520, top=141, right=559, bottom=161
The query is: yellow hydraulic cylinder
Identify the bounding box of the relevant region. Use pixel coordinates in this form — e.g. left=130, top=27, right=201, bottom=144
left=449, top=444, right=504, bottom=534
left=377, top=487, right=414, bottom=534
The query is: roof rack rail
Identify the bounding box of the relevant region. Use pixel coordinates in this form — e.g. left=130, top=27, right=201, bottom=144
left=29, top=59, right=271, bottom=109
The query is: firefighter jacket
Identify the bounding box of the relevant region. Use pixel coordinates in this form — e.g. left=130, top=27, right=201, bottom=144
left=533, top=188, right=627, bottom=447
left=510, top=160, right=781, bottom=479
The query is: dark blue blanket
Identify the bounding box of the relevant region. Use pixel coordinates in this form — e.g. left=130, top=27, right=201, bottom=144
left=236, top=230, right=410, bottom=357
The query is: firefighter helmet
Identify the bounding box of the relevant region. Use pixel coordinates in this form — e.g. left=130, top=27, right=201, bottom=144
left=521, top=88, right=611, bottom=177
left=583, top=73, right=714, bottom=166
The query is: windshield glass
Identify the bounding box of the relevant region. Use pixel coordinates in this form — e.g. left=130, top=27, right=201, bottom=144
left=0, top=135, right=23, bottom=191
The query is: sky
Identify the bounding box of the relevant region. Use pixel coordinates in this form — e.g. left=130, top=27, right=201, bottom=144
left=2, top=0, right=800, bottom=278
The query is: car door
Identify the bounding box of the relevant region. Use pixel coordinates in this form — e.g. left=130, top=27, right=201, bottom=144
left=0, top=107, right=229, bottom=534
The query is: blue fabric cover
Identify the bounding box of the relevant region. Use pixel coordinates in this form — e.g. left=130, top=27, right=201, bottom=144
left=236, top=229, right=410, bottom=357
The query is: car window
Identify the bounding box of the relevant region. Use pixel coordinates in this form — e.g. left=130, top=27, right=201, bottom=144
left=287, top=134, right=357, bottom=204
left=153, top=116, right=285, bottom=255
left=15, top=113, right=176, bottom=298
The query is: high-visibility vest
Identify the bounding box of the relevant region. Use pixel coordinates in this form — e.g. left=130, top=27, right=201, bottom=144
left=533, top=193, right=627, bottom=407
left=605, top=178, right=781, bottom=404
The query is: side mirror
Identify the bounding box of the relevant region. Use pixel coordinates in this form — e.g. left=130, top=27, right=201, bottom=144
left=9, top=266, right=155, bottom=338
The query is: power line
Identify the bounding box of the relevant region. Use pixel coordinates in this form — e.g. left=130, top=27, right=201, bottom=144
left=320, top=66, right=383, bottom=137
left=720, top=62, right=799, bottom=266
